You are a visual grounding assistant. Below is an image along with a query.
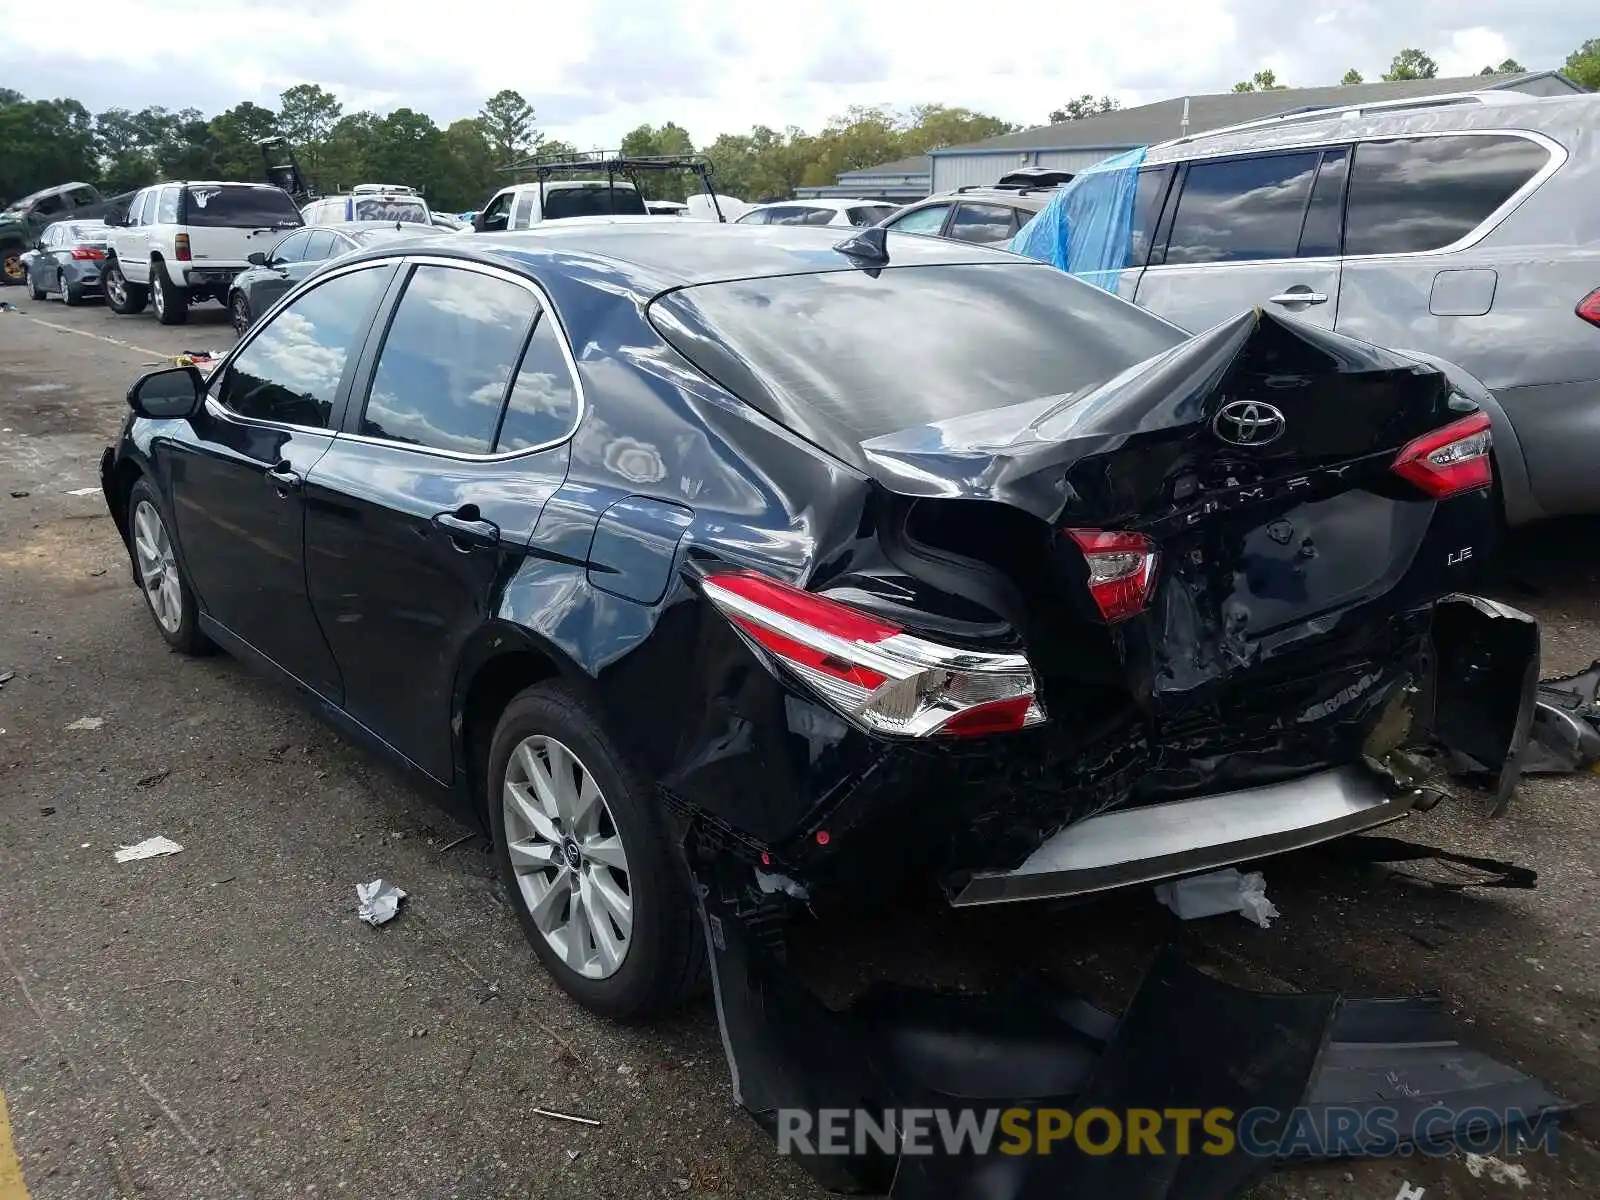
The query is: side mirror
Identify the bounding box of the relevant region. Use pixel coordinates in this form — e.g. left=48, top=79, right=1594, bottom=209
left=127, top=366, right=205, bottom=420
left=247, top=251, right=267, bottom=267
left=473, top=211, right=487, bottom=232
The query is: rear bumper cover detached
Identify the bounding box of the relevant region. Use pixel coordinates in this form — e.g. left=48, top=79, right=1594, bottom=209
left=949, top=765, right=1417, bottom=906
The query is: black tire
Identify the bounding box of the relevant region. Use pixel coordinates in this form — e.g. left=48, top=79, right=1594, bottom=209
left=488, top=681, right=703, bottom=1023
left=0, top=245, right=24, bottom=287
left=61, top=273, right=85, bottom=307
left=126, top=478, right=210, bottom=655
left=103, top=259, right=148, bottom=315
left=228, top=290, right=252, bottom=336
left=26, top=271, right=46, bottom=301
left=152, top=260, right=188, bottom=325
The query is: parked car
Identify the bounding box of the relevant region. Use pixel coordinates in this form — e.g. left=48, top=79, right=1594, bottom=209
left=428, top=211, right=470, bottom=231
left=0, top=181, right=108, bottom=285
left=875, top=173, right=1071, bottom=246
left=101, top=221, right=1528, bottom=1027
left=301, top=185, right=437, bottom=227
left=475, top=179, right=651, bottom=229
left=1019, top=90, right=1600, bottom=526
left=20, top=218, right=112, bottom=305
left=225, top=221, right=437, bottom=334
left=736, top=198, right=898, bottom=228
left=102, top=181, right=304, bottom=325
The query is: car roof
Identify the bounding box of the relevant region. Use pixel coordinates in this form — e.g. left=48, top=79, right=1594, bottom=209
left=922, top=188, right=1057, bottom=209
left=745, top=198, right=891, bottom=212
left=336, top=219, right=1030, bottom=296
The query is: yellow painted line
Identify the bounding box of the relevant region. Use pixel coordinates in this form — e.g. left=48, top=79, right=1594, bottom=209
left=0, top=1089, right=30, bottom=1200
left=18, top=313, right=166, bottom=360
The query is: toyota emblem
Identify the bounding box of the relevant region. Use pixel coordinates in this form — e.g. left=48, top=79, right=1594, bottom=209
left=1212, top=400, right=1287, bottom=447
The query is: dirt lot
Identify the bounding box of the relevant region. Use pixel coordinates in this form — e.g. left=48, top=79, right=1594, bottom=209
left=0, top=292, right=1597, bottom=1200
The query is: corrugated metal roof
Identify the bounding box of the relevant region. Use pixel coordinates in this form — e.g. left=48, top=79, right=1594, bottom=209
left=931, top=73, right=1558, bottom=155
left=839, top=154, right=931, bottom=178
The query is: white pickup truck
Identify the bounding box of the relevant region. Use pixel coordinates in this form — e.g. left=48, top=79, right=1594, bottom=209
left=102, top=181, right=304, bottom=325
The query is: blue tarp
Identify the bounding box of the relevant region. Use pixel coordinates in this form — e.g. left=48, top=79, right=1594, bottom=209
left=1008, top=146, right=1148, bottom=292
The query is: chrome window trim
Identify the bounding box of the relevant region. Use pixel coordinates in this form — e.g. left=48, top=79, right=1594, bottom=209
left=1141, top=128, right=1566, bottom=271
left=205, top=253, right=587, bottom=461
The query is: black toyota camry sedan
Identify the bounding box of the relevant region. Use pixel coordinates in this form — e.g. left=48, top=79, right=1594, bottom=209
left=101, top=219, right=1535, bottom=1024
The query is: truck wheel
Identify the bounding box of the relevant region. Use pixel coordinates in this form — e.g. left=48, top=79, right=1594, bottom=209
left=103, top=260, right=148, bottom=315
left=151, top=262, right=188, bottom=326
left=0, top=246, right=25, bottom=287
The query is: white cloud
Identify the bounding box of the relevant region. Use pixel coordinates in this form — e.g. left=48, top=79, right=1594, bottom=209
left=0, top=0, right=1589, bottom=154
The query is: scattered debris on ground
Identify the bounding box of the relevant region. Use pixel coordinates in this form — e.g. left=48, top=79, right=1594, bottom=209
left=114, top=835, right=184, bottom=863
left=530, top=1107, right=602, bottom=1127
left=1154, top=868, right=1279, bottom=927
left=65, top=715, right=104, bottom=730
left=356, top=878, right=407, bottom=926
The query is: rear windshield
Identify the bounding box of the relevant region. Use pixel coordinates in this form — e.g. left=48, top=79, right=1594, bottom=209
left=542, top=185, right=648, bottom=220
left=66, top=221, right=108, bottom=242
left=352, top=196, right=430, bottom=224
left=181, top=185, right=302, bottom=229
left=649, top=263, right=1185, bottom=446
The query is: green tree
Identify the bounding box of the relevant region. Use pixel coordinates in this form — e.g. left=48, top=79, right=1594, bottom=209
left=1480, top=58, right=1526, bottom=74
left=366, top=108, right=444, bottom=195
left=278, top=84, right=342, bottom=185
left=0, top=95, right=97, bottom=202
left=1048, top=94, right=1121, bottom=123
left=479, top=89, right=539, bottom=168
left=208, top=101, right=280, bottom=182
left=439, top=118, right=500, bottom=210
left=320, top=112, right=380, bottom=192
left=902, top=104, right=1015, bottom=152
left=1232, top=69, right=1287, bottom=92
left=1383, top=48, right=1438, bottom=81
left=1340, top=68, right=1364, bottom=85
left=619, top=121, right=697, bottom=200
left=1563, top=38, right=1600, bottom=90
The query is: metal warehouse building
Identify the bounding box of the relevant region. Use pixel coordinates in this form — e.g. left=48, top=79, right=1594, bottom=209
left=798, top=70, right=1584, bottom=201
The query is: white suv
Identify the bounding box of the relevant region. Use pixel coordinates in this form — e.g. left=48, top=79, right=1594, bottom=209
left=103, top=181, right=304, bottom=325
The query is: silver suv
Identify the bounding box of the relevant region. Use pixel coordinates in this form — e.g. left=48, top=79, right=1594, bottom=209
left=1096, top=91, right=1600, bottom=526
left=878, top=168, right=1074, bottom=245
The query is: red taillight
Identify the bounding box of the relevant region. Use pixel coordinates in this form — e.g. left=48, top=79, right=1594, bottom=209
left=174, top=234, right=192, bottom=262
left=69, top=247, right=105, bottom=261
left=1578, top=288, right=1600, bottom=329
left=1065, top=529, right=1159, bottom=623
left=701, top=568, right=1043, bottom=738
left=1390, top=412, right=1493, bottom=499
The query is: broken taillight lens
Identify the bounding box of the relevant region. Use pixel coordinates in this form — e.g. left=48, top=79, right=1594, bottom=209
left=1390, top=412, right=1493, bottom=499
left=1577, top=288, right=1600, bottom=329
left=1065, top=529, right=1159, bottom=622
left=700, top=568, right=1044, bottom=738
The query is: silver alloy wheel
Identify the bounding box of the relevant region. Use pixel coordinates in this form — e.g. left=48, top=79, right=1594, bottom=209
left=502, top=735, right=633, bottom=980
left=152, top=270, right=165, bottom=318
left=132, top=499, right=182, bottom=634
left=106, top=265, right=126, bottom=307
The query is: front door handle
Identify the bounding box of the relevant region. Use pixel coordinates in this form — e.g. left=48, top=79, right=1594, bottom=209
left=266, top=462, right=302, bottom=492
left=1268, top=289, right=1328, bottom=305
left=433, top=508, right=500, bottom=550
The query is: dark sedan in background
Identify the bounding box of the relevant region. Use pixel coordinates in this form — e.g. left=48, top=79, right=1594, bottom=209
left=226, top=220, right=434, bottom=333
left=22, top=218, right=111, bottom=305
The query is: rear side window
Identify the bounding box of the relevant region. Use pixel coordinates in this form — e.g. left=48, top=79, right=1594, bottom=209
left=947, top=202, right=1017, bottom=245
left=304, top=231, right=338, bottom=260
left=217, top=266, right=391, bottom=428
left=1297, top=148, right=1349, bottom=259
left=1127, top=166, right=1174, bottom=268
left=650, top=263, right=1185, bottom=447
left=1165, top=151, right=1320, bottom=265
left=182, top=185, right=303, bottom=230
left=1343, top=134, right=1549, bottom=256
left=541, top=186, right=647, bottom=220
left=512, top=190, right=536, bottom=228
left=846, top=205, right=895, bottom=227
left=359, top=265, right=538, bottom=454
left=495, top=314, right=581, bottom=452
left=157, top=186, right=180, bottom=224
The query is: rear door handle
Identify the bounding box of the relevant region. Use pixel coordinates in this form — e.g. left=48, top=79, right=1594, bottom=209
left=1268, top=289, right=1328, bottom=305
left=266, top=462, right=302, bottom=491
left=433, top=509, right=500, bottom=549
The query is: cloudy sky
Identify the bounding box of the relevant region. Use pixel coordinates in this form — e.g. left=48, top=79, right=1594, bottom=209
left=2, top=0, right=1591, bottom=145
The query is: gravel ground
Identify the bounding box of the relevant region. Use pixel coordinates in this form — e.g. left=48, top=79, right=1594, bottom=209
left=1, top=293, right=1596, bottom=1200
